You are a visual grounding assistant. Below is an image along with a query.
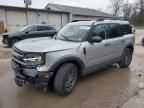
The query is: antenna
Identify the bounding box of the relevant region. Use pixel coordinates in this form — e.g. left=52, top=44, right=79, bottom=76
left=24, top=0, right=32, bottom=8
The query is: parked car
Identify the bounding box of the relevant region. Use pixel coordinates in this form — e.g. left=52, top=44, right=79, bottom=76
left=142, top=36, right=144, bottom=46
left=2, top=24, right=57, bottom=47
left=11, top=20, right=135, bottom=96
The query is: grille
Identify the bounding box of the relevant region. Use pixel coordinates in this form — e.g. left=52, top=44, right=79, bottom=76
left=11, top=60, right=21, bottom=73
left=12, top=47, right=26, bottom=65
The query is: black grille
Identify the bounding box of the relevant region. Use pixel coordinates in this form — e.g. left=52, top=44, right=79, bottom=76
left=12, top=47, right=25, bottom=65
left=11, top=60, right=21, bottom=72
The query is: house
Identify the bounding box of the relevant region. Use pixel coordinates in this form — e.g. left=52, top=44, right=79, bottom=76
left=0, top=5, right=69, bottom=31
left=45, top=3, right=119, bottom=22
left=0, top=3, right=118, bottom=32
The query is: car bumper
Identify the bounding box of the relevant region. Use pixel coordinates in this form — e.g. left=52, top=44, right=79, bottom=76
left=11, top=60, right=53, bottom=87
left=2, top=36, right=9, bottom=44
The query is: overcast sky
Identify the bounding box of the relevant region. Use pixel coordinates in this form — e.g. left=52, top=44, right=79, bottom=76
left=0, top=0, right=136, bottom=12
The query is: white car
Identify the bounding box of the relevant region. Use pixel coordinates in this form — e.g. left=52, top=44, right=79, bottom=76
left=12, top=20, right=135, bottom=96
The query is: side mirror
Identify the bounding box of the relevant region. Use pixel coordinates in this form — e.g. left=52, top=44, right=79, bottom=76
left=89, top=36, right=102, bottom=43
left=25, top=31, right=29, bottom=34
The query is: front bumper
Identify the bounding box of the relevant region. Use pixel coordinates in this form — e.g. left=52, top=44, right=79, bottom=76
left=2, top=36, right=9, bottom=44
left=11, top=60, right=53, bottom=87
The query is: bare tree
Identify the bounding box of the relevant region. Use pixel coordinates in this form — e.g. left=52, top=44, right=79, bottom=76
left=118, top=0, right=144, bottom=26
left=109, top=0, right=124, bottom=16
left=137, top=0, right=144, bottom=21
left=122, top=2, right=132, bottom=20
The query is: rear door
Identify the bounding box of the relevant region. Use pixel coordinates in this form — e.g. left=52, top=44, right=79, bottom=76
left=105, top=23, right=124, bottom=60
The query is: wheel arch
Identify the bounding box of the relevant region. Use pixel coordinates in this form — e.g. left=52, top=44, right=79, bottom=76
left=49, top=57, right=86, bottom=76
left=126, top=44, right=134, bottom=52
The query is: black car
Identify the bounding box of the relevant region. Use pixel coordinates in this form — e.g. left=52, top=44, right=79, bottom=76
left=2, top=25, right=57, bottom=47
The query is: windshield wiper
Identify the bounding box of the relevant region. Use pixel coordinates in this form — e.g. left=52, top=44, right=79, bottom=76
left=60, top=33, right=72, bottom=41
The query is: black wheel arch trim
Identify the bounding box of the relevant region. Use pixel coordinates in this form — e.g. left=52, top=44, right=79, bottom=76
left=49, top=57, right=86, bottom=76
left=125, top=44, right=134, bottom=52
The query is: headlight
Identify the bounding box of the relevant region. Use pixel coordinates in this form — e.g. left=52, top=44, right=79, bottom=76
left=23, top=53, right=44, bottom=65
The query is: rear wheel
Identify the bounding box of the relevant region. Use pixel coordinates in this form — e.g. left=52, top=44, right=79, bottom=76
left=119, top=48, right=133, bottom=68
left=54, top=63, right=78, bottom=96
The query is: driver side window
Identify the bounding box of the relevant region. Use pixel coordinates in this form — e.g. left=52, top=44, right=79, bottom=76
left=91, top=24, right=107, bottom=40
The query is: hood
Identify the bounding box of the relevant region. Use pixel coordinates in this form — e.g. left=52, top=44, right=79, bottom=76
left=2, top=31, right=20, bottom=37
left=14, top=37, right=81, bottom=53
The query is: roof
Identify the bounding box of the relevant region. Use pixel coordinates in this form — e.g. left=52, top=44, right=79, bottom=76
left=0, top=5, right=69, bottom=14
left=45, top=3, right=118, bottom=18
left=67, top=20, right=129, bottom=26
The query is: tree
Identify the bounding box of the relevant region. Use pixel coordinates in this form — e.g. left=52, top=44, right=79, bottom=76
left=122, top=2, right=132, bottom=20
left=109, top=0, right=124, bottom=16
left=130, top=0, right=144, bottom=25
left=137, top=0, right=144, bottom=21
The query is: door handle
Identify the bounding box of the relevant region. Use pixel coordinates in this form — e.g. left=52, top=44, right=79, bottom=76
left=104, top=43, right=111, bottom=46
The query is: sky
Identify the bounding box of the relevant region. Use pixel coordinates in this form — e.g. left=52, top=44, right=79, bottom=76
left=0, top=0, right=136, bottom=12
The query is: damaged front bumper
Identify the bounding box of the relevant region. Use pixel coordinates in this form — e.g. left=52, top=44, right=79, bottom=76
left=11, top=60, right=53, bottom=88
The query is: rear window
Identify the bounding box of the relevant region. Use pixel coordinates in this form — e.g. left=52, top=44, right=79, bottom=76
left=107, top=24, right=122, bottom=39
left=121, top=24, right=132, bottom=35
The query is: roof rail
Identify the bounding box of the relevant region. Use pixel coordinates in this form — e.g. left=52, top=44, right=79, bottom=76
left=72, top=20, right=91, bottom=22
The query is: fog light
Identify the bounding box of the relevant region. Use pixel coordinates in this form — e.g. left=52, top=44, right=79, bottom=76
left=39, top=72, right=53, bottom=81
left=44, top=75, right=49, bottom=79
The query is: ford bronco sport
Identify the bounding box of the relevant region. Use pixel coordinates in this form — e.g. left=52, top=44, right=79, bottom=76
left=11, top=20, right=135, bottom=96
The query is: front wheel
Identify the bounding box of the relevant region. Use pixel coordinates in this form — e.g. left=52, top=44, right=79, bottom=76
left=118, top=48, right=133, bottom=68
left=9, top=38, right=20, bottom=47
left=54, top=63, right=78, bottom=96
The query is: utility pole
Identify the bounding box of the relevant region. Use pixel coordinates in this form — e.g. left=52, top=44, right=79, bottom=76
left=24, top=0, right=32, bottom=25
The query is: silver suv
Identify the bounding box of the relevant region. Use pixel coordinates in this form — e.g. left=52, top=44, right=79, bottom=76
left=11, top=20, right=135, bottom=96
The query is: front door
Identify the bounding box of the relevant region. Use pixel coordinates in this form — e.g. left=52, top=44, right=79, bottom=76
left=85, top=24, right=113, bottom=70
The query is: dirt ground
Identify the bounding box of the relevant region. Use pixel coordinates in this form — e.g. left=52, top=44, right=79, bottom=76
left=0, top=30, right=144, bottom=108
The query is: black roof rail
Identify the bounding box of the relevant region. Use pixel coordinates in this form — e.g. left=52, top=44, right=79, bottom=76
left=72, top=20, right=91, bottom=22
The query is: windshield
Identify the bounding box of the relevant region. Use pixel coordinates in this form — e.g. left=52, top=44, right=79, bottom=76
left=56, top=24, right=90, bottom=42
left=19, top=26, right=31, bottom=32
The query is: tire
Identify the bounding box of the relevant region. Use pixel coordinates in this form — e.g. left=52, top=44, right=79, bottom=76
left=9, top=38, right=20, bottom=47
left=119, top=48, right=133, bottom=68
left=54, top=63, right=78, bottom=96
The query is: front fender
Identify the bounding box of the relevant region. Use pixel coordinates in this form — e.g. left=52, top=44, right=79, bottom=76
left=49, top=56, right=86, bottom=76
